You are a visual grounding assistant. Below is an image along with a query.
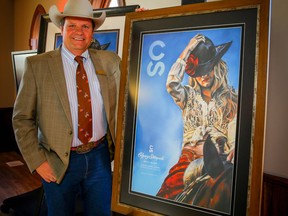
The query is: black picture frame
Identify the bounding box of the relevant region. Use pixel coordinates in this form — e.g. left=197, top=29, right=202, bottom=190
left=112, top=0, right=270, bottom=215
left=181, top=0, right=206, bottom=5
left=37, top=5, right=140, bottom=55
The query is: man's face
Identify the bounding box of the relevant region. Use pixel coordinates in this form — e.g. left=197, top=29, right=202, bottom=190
left=61, top=17, right=94, bottom=56
left=195, top=70, right=215, bottom=88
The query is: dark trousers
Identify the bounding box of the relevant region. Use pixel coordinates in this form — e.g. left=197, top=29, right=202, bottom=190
left=42, top=140, right=112, bottom=216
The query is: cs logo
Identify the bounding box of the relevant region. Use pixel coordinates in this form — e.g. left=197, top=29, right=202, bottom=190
left=147, top=40, right=165, bottom=77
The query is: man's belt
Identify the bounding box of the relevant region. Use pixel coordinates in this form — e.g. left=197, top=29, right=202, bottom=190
left=71, top=136, right=106, bottom=154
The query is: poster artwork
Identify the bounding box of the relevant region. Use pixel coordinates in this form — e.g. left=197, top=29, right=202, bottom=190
left=131, top=26, right=242, bottom=213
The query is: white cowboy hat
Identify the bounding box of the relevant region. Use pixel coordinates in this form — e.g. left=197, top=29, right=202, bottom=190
left=49, top=0, right=106, bottom=30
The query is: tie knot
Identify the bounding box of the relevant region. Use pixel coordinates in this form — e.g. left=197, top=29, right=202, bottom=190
left=75, top=56, right=84, bottom=64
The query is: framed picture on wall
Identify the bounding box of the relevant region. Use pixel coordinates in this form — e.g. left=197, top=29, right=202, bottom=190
left=11, top=50, right=37, bottom=92
left=54, top=29, right=119, bottom=53
left=112, top=0, right=270, bottom=215
left=37, top=5, right=139, bottom=57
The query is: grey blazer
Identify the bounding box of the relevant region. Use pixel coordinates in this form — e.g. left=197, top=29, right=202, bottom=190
left=12, top=48, right=121, bottom=183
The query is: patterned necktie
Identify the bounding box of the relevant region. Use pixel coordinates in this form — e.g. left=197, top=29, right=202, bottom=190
left=75, top=56, right=92, bottom=144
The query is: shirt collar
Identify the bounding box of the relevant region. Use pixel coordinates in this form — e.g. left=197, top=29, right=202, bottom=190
left=61, top=44, right=90, bottom=63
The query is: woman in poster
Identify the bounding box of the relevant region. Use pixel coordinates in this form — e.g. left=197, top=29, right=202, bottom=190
left=156, top=34, right=238, bottom=205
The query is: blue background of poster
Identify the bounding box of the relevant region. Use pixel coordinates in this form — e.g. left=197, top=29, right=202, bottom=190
left=131, top=27, right=242, bottom=196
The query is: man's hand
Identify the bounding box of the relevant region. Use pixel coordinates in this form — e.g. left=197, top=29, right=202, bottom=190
left=36, top=161, right=57, bottom=183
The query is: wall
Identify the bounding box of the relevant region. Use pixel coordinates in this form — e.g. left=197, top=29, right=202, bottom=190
left=0, top=0, right=15, bottom=107
left=126, top=0, right=181, bottom=9
left=0, top=0, right=60, bottom=108
left=5, top=0, right=288, bottom=181
left=13, top=0, right=62, bottom=51
left=263, top=0, right=288, bottom=179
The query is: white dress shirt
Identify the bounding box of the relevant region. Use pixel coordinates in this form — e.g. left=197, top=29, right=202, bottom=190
left=61, top=45, right=107, bottom=147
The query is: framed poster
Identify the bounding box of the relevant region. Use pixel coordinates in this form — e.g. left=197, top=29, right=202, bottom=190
left=112, top=0, right=270, bottom=215
left=37, top=5, right=140, bottom=56
left=11, top=50, right=37, bottom=92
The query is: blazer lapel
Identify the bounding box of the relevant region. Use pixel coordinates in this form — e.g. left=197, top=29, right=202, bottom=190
left=47, top=49, right=73, bottom=128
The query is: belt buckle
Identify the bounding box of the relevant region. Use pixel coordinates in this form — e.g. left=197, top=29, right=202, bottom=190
left=75, top=142, right=94, bottom=154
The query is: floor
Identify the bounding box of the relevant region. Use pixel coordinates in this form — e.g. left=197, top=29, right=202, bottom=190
left=0, top=152, right=124, bottom=216
left=0, top=151, right=42, bottom=215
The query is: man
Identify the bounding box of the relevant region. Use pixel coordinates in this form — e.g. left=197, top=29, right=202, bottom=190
left=12, top=0, right=121, bottom=215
